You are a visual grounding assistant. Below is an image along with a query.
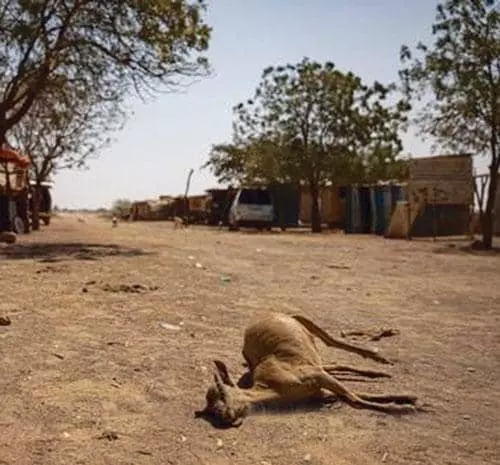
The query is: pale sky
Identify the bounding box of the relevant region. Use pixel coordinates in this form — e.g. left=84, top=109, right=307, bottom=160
left=52, top=0, right=491, bottom=209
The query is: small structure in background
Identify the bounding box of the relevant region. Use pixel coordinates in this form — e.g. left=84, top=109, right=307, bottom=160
left=299, top=182, right=345, bottom=230
left=127, top=154, right=474, bottom=241
left=129, top=198, right=174, bottom=221
left=345, top=181, right=405, bottom=235
left=386, top=154, right=473, bottom=239
left=130, top=199, right=155, bottom=221
left=0, top=147, right=30, bottom=239
left=205, top=187, right=237, bottom=226
left=186, top=194, right=209, bottom=224
left=28, top=180, right=53, bottom=227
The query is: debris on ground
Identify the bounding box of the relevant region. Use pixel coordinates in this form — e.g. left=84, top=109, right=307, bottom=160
left=0, top=315, right=11, bottom=326
left=159, top=322, right=182, bottom=331
left=101, top=283, right=159, bottom=293
left=195, top=262, right=204, bottom=269
left=106, top=341, right=125, bottom=346
left=97, top=430, right=119, bottom=441
left=36, top=264, right=69, bottom=274
left=81, top=280, right=159, bottom=294
left=341, top=328, right=400, bottom=341
left=326, top=264, right=351, bottom=270
left=220, top=275, right=231, bottom=283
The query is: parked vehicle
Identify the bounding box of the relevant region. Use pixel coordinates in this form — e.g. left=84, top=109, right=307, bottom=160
left=228, top=187, right=274, bottom=231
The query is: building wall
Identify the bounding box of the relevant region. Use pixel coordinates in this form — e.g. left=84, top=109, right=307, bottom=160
left=188, top=195, right=208, bottom=211
left=408, top=154, right=473, bottom=205
left=300, top=186, right=345, bottom=226
left=131, top=202, right=152, bottom=221
left=412, top=204, right=471, bottom=237
left=268, top=183, right=300, bottom=227
left=407, top=154, right=473, bottom=236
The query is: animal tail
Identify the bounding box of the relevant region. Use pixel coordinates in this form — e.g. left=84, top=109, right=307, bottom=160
left=291, top=315, right=392, bottom=365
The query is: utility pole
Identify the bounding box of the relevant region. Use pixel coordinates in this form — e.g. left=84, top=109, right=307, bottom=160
left=184, top=168, right=194, bottom=219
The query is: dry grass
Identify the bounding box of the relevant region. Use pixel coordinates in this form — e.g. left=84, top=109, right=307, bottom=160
left=0, top=213, right=499, bottom=465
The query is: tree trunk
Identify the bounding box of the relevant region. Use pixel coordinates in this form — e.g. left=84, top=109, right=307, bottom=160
left=310, top=182, right=322, bottom=233
left=31, top=183, right=41, bottom=231
left=18, top=187, right=30, bottom=233
left=481, top=165, right=498, bottom=250
left=0, top=126, right=6, bottom=149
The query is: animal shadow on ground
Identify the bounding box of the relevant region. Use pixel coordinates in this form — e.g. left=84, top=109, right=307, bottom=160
left=0, top=242, right=155, bottom=262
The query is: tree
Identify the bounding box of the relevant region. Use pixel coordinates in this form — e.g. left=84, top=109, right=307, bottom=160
left=111, top=198, right=132, bottom=219
left=400, top=0, right=499, bottom=249
left=0, top=0, right=212, bottom=147
left=9, top=80, right=124, bottom=230
left=363, top=146, right=409, bottom=183
left=205, top=58, right=409, bottom=232
left=204, top=143, right=253, bottom=185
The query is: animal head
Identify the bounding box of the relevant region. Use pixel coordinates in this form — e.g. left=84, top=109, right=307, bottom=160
left=196, top=360, right=250, bottom=427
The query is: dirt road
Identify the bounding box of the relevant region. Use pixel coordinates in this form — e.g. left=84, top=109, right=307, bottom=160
left=1, top=214, right=498, bottom=465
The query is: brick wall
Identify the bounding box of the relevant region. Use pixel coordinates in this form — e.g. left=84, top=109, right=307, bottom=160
left=408, top=154, right=473, bottom=206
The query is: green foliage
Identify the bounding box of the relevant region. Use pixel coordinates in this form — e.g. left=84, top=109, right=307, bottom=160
left=400, top=0, right=499, bottom=248
left=400, top=0, right=499, bottom=155
left=111, top=198, right=132, bottom=218
left=205, top=58, right=409, bottom=188
left=204, top=58, right=409, bottom=232
left=0, top=0, right=212, bottom=143
left=364, top=146, right=409, bottom=183
left=202, top=143, right=248, bottom=185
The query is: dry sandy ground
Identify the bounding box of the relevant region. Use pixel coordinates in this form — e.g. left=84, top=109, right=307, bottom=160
left=0, top=213, right=499, bottom=465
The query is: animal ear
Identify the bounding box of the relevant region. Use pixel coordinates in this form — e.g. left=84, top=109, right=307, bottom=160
left=213, top=371, right=229, bottom=401
left=213, top=359, right=236, bottom=387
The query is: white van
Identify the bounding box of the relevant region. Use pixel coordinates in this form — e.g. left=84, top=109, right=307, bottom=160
left=228, top=187, right=274, bottom=231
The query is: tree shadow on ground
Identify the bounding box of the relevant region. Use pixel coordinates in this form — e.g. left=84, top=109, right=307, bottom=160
left=432, top=240, right=500, bottom=256
left=223, top=227, right=343, bottom=236
left=0, top=242, right=155, bottom=262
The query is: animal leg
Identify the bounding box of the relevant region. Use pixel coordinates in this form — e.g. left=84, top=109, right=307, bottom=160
left=322, top=364, right=391, bottom=379
left=292, top=315, right=392, bottom=364
left=301, top=367, right=417, bottom=414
